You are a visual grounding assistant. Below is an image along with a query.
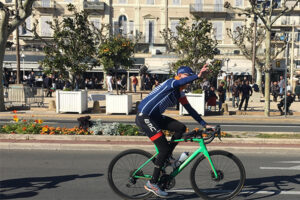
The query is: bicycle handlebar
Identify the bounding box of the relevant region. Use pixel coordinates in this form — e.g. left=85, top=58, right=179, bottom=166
left=181, top=125, right=221, bottom=144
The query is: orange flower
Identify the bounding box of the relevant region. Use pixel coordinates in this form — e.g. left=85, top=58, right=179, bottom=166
left=12, top=110, right=17, bottom=114
left=22, top=119, right=27, bottom=122
left=49, top=131, right=55, bottom=135
left=32, top=124, right=36, bottom=128
left=38, top=119, right=43, bottom=124
left=35, top=120, right=39, bottom=123
left=13, top=115, right=17, bottom=119
left=103, top=48, right=109, bottom=52
left=22, top=127, right=27, bottom=131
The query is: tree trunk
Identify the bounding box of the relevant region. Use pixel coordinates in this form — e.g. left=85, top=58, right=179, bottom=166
left=256, top=66, right=262, bottom=93
left=0, top=20, right=9, bottom=111
left=264, top=29, right=272, bottom=117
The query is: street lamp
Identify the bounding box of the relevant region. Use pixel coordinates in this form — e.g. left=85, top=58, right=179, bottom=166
left=225, top=58, right=230, bottom=73
left=21, top=51, right=25, bottom=81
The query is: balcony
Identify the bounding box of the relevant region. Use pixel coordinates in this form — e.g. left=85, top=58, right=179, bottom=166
left=33, top=0, right=55, bottom=10
left=83, top=1, right=105, bottom=11
left=190, top=4, right=232, bottom=17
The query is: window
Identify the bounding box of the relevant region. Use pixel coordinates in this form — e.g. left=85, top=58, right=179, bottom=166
left=212, top=21, right=223, bottom=40
left=129, top=21, right=134, bottom=35
left=297, top=31, right=300, bottom=42
left=90, top=18, right=100, bottom=29
left=119, top=15, right=127, bottom=36
left=276, top=61, right=281, bottom=68
left=118, top=0, right=127, bottom=4
left=41, top=0, right=50, bottom=7
left=113, top=21, right=119, bottom=35
left=145, top=20, right=155, bottom=44
left=170, top=20, right=179, bottom=37
left=195, top=0, right=203, bottom=11
left=41, top=16, right=52, bottom=37
left=5, top=0, right=13, bottom=3
left=19, top=16, right=32, bottom=36
left=147, top=0, right=154, bottom=5
left=173, top=0, right=180, bottom=5
left=281, top=15, right=290, bottom=25
left=235, top=0, right=243, bottom=7
left=215, top=0, right=223, bottom=11
left=232, top=21, right=242, bottom=39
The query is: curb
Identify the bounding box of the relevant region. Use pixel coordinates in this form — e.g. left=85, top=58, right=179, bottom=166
left=1, top=133, right=300, bottom=144
left=1, top=134, right=300, bottom=152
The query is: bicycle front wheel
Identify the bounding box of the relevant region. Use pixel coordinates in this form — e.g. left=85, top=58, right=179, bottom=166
left=107, top=149, right=155, bottom=200
left=190, top=150, right=245, bottom=200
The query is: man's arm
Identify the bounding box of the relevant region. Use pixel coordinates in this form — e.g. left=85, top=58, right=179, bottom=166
left=179, top=96, right=207, bottom=127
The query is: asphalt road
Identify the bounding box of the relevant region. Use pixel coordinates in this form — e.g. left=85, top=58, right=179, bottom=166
left=1, top=118, right=299, bottom=132
left=0, top=149, right=300, bottom=200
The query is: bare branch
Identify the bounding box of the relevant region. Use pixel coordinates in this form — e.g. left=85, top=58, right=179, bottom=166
left=271, top=0, right=300, bottom=26
left=8, top=0, right=35, bottom=35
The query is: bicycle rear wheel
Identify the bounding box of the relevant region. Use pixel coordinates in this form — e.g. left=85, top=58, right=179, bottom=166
left=190, top=150, right=245, bottom=200
left=107, top=149, right=155, bottom=200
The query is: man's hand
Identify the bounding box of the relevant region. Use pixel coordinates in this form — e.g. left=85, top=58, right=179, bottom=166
left=205, top=124, right=215, bottom=130
left=198, top=64, right=209, bottom=78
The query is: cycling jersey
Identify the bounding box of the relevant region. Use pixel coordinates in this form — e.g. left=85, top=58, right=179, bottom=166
left=138, top=75, right=207, bottom=127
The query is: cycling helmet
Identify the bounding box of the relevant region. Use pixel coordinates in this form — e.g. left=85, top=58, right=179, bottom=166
left=177, top=66, right=195, bottom=76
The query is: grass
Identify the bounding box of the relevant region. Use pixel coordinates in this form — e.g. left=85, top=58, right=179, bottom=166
left=256, top=134, right=300, bottom=139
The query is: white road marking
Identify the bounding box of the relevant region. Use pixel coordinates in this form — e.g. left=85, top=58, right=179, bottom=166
left=221, top=124, right=300, bottom=128
left=168, top=189, right=300, bottom=195
left=260, top=160, right=300, bottom=170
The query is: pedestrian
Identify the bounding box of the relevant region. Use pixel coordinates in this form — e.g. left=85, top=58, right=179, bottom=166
left=106, top=73, right=113, bottom=92
left=217, top=81, right=226, bottom=111
left=238, top=80, right=253, bottom=111
left=43, top=75, right=53, bottom=97
left=207, top=86, right=217, bottom=111
left=120, top=74, right=127, bottom=94
left=277, top=90, right=295, bottom=115
left=28, top=71, right=35, bottom=87
left=271, top=81, right=280, bottom=102
left=231, top=81, right=240, bottom=108
left=132, top=75, right=138, bottom=93
left=278, top=75, right=285, bottom=97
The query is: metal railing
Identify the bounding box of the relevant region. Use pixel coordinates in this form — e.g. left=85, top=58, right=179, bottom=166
left=4, top=86, right=45, bottom=107
left=190, top=4, right=229, bottom=13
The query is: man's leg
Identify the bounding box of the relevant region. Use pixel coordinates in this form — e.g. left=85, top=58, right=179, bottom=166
left=158, top=116, right=187, bottom=153
left=244, top=95, right=250, bottom=111
left=277, top=102, right=283, bottom=115
left=239, top=96, right=245, bottom=110
left=135, top=115, right=171, bottom=184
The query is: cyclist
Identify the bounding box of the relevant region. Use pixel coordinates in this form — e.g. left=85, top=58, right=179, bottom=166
left=135, top=64, right=214, bottom=197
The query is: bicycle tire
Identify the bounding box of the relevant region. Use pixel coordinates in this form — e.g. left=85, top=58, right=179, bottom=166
left=107, top=149, right=154, bottom=200
left=190, top=150, right=246, bottom=200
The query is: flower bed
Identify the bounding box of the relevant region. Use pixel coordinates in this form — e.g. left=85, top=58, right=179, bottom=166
left=0, top=111, right=140, bottom=136
left=0, top=111, right=230, bottom=137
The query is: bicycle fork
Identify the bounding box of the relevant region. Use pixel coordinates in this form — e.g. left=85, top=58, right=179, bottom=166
left=170, top=140, right=219, bottom=179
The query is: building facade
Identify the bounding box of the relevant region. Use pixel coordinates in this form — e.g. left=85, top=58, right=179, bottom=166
left=3, top=0, right=300, bottom=83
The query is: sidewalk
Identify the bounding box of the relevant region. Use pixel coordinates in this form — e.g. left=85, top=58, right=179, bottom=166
left=1, top=90, right=300, bottom=151
left=1, top=134, right=300, bottom=151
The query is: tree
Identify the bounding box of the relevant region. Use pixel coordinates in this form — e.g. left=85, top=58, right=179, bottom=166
left=97, top=35, right=136, bottom=94
left=40, top=4, right=98, bottom=89
left=224, top=0, right=299, bottom=116
left=160, top=16, right=218, bottom=86
left=227, top=23, right=286, bottom=92
left=0, top=0, right=35, bottom=111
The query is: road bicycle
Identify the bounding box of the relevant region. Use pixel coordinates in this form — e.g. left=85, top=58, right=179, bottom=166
left=107, top=125, right=246, bottom=200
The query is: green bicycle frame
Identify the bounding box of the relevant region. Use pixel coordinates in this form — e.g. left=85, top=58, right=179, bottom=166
left=132, top=138, right=218, bottom=180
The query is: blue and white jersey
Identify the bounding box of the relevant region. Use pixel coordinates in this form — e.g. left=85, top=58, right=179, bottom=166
left=138, top=75, right=207, bottom=127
